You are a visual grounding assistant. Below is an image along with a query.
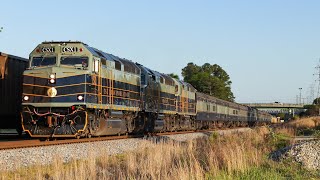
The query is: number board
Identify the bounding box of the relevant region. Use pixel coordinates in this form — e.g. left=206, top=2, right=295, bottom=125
left=62, top=47, right=78, bottom=53
left=41, top=47, right=55, bottom=53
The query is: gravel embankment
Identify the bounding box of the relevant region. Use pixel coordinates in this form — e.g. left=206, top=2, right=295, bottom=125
left=0, top=128, right=250, bottom=171
left=270, top=140, right=320, bottom=170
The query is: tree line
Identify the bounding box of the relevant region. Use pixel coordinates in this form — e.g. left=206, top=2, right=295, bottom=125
left=169, top=62, right=235, bottom=102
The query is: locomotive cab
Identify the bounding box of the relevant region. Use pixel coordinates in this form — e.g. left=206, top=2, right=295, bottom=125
left=21, top=42, right=97, bottom=138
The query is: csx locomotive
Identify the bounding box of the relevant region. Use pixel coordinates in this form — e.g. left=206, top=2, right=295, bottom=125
left=21, top=41, right=271, bottom=138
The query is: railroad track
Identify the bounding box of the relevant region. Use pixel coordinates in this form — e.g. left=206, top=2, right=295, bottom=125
left=0, top=127, right=252, bottom=150
left=0, top=130, right=207, bottom=150
left=0, top=134, right=131, bottom=150
left=293, top=136, right=319, bottom=142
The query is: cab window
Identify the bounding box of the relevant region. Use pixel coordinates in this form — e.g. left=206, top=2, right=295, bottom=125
left=31, top=57, right=56, bottom=67
left=61, top=57, right=88, bottom=67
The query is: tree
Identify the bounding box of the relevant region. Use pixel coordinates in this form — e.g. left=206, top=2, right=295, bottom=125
left=168, top=73, right=179, bottom=80
left=303, top=104, right=319, bottom=116
left=313, top=97, right=320, bottom=105
left=182, top=62, right=235, bottom=101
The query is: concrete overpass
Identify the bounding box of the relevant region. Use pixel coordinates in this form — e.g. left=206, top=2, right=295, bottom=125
left=242, top=103, right=306, bottom=120
left=243, top=103, right=304, bottom=109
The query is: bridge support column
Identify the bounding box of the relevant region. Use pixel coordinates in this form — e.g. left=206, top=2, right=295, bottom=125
left=292, top=108, right=295, bottom=117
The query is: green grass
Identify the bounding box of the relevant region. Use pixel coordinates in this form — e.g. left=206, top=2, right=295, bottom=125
left=297, top=128, right=320, bottom=139
left=207, top=160, right=320, bottom=180
left=268, top=131, right=292, bottom=150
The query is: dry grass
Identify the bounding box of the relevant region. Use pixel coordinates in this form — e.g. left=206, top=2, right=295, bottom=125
left=286, top=117, right=320, bottom=129
left=274, top=126, right=296, bottom=137
left=0, top=127, right=274, bottom=180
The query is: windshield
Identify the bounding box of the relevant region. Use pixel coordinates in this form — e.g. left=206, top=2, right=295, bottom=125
left=61, top=57, right=88, bottom=67
left=31, top=57, right=56, bottom=67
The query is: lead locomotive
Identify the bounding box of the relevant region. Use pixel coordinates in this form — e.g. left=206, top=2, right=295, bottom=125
left=21, top=41, right=271, bottom=138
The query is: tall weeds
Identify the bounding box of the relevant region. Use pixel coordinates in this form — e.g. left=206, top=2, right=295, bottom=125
left=1, top=127, right=279, bottom=180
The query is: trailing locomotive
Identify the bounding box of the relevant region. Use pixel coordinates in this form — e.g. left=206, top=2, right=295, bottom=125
left=21, top=41, right=271, bottom=138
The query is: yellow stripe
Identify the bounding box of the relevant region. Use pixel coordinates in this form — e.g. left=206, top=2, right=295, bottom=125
left=23, top=83, right=48, bottom=88
left=24, top=74, right=86, bottom=79
left=23, top=92, right=86, bottom=97
left=24, top=74, right=140, bottom=87
left=111, top=87, right=140, bottom=94
left=23, top=82, right=88, bottom=89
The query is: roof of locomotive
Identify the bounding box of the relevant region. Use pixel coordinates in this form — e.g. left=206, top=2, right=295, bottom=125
left=40, top=41, right=141, bottom=74
left=38, top=42, right=268, bottom=114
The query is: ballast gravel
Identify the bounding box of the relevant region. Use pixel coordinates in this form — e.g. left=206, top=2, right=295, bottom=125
left=0, top=128, right=250, bottom=171
left=271, top=139, right=320, bottom=170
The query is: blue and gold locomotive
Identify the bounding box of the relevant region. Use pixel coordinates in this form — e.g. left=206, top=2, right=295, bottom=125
left=21, top=41, right=271, bottom=138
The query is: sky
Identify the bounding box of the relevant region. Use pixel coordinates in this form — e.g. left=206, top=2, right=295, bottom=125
left=0, top=0, right=319, bottom=104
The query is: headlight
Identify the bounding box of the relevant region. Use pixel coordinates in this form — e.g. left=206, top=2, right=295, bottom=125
left=49, top=73, right=56, bottom=84
left=49, top=74, right=55, bottom=79
left=23, top=96, right=29, bottom=101
left=47, top=87, right=57, bottom=97
left=77, top=95, right=84, bottom=101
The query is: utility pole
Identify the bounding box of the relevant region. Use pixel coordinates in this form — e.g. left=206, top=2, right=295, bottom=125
left=299, top=88, right=302, bottom=105
left=314, top=59, right=320, bottom=105
left=314, top=59, right=320, bottom=115
left=309, top=84, right=315, bottom=104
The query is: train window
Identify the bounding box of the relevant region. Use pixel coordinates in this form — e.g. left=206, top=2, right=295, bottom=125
left=141, top=73, right=146, bottom=85
left=61, top=57, right=88, bottom=67
left=160, top=77, right=164, bottom=84
left=121, top=59, right=139, bottom=74
left=190, top=86, right=196, bottom=92
left=32, top=57, right=56, bottom=67
left=101, top=58, right=107, bottom=67
left=207, top=104, right=210, bottom=111
left=212, top=106, right=216, bottom=111
left=162, top=74, right=175, bottom=86
left=114, top=60, right=121, bottom=71
left=93, top=59, right=100, bottom=73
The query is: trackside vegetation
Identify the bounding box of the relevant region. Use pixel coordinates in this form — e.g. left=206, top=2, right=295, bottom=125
left=1, top=125, right=319, bottom=179
left=182, top=62, right=235, bottom=102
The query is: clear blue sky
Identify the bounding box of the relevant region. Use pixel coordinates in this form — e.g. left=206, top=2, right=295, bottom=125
left=0, top=0, right=319, bottom=104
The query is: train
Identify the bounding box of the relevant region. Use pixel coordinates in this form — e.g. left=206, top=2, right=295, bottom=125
left=8, top=41, right=271, bottom=138
left=0, top=52, right=29, bottom=134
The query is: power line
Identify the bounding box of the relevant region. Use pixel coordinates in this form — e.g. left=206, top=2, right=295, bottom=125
left=308, top=83, right=315, bottom=104
left=314, top=59, right=320, bottom=104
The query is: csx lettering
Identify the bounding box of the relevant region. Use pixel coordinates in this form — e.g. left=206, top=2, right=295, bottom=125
left=41, top=47, right=54, bottom=53
left=62, top=47, right=77, bottom=53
